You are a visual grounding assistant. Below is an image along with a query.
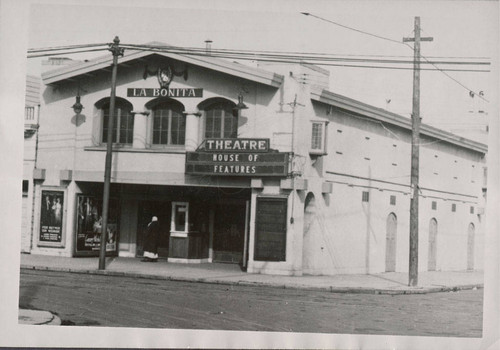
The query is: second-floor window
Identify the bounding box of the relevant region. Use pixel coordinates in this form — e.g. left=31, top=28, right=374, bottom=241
left=204, top=101, right=238, bottom=139
left=102, top=101, right=134, bottom=144
left=310, top=121, right=328, bottom=155
left=152, top=101, right=186, bottom=145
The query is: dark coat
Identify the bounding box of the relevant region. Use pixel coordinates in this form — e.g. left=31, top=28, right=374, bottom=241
left=143, top=221, right=160, bottom=254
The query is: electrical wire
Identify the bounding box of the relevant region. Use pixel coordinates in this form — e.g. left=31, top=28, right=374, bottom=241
left=119, top=44, right=490, bottom=68
left=28, top=41, right=491, bottom=60
left=27, top=42, right=490, bottom=68
left=28, top=43, right=109, bottom=52
left=301, top=12, right=492, bottom=102
left=28, top=47, right=110, bottom=58
left=301, top=12, right=403, bottom=45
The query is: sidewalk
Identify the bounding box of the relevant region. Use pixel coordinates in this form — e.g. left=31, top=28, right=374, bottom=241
left=20, top=253, right=483, bottom=294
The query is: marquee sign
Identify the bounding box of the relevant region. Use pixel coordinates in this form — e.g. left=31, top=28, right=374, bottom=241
left=186, top=139, right=289, bottom=177
left=199, top=138, right=269, bottom=153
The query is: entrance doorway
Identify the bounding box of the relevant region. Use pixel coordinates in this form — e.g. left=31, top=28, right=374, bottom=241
left=212, top=201, right=247, bottom=263
left=428, top=218, right=438, bottom=271
left=385, top=213, right=397, bottom=272
left=137, top=201, right=171, bottom=258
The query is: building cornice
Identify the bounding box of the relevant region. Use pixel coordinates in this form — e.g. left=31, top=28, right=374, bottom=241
left=311, top=87, right=487, bottom=154
left=42, top=45, right=284, bottom=88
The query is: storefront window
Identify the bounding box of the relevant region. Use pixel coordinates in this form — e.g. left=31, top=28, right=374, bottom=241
left=152, top=101, right=186, bottom=145
left=171, top=202, right=188, bottom=232
left=204, top=101, right=238, bottom=139
left=75, top=195, right=119, bottom=256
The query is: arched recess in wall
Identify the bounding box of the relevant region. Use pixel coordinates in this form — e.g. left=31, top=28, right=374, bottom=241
left=302, top=192, right=317, bottom=271
left=467, top=222, right=475, bottom=271
left=428, top=218, right=438, bottom=271
left=94, top=97, right=134, bottom=144
left=145, top=98, right=186, bottom=146
left=197, top=97, right=239, bottom=139
left=385, top=212, right=397, bottom=272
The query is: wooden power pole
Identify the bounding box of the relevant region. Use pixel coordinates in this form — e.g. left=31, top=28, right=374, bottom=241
left=403, top=17, right=433, bottom=286
left=99, top=37, right=124, bottom=270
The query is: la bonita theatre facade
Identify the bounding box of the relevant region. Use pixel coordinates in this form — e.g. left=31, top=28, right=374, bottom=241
left=26, top=43, right=487, bottom=276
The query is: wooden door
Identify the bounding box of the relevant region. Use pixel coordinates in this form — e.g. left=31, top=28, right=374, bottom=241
left=213, top=202, right=246, bottom=263
left=254, top=197, right=287, bottom=261
left=385, top=213, right=397, bottom=272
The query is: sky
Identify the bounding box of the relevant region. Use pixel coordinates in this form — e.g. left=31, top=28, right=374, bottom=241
left=23, top=0, right=499, bottom=143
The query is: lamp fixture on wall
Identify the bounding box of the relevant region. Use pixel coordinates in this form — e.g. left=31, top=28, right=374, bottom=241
left=71, top=94, right=84, bottom=115
left=233, top=93, right=248, bottom=111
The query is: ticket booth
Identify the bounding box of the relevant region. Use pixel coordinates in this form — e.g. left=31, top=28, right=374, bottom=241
left=168, top=201, right=209, bottom=263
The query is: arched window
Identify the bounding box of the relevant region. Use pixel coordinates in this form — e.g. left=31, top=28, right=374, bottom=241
left=204, top=100, right=238, bottom=139
left=151, top=100, right=185, bottom=145
left=100, top=99, right=134, bottom=144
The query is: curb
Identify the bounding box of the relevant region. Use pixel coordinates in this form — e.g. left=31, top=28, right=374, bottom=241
left=19, top=309, right=62, bottom=326
left=20, top=265, right=483, bottom=295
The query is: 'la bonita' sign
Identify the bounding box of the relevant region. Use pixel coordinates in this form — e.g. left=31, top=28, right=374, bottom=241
left=127, top=88, right=203, bottom=98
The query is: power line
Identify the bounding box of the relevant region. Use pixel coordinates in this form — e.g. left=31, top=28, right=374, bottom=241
left=28, top=43, right=490, bottom=67
left=28, top=41, right=491, bottom=60
left=28, top=45, right=490, bottom=73
left=120, top=43, right=489, bottom=66
left=28, top=43, right=109, bottom=52
left=301, top=12, right=403, bottom=45
left=301, top=12, right=491, bottom=103
left=28, top=47, right=110, bottom=58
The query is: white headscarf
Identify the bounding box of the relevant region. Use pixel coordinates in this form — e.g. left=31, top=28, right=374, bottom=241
left=148, top=216, right=158, bottom=226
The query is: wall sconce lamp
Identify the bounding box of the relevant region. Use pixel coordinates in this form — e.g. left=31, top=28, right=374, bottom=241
left=233, top=93, right=248, bottom=111
left=72, top=95, right=84, bottom=115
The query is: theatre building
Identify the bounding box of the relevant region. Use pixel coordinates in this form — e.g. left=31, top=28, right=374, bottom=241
left=28, top=43, right=487, bottom=275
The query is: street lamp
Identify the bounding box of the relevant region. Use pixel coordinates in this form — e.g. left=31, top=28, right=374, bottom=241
left=99, top=36, right=124, bottom=270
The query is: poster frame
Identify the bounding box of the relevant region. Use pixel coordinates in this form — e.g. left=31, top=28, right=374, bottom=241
left=37, top=187, right=67, bottom=248
left=73, top=193, right=120, bottom=257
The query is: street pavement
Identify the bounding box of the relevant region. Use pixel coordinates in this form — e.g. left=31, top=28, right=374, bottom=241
left=19, top=253, right=483, bottom=325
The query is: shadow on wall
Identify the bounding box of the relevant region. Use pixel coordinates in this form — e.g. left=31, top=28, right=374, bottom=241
left=71, top=114, right=86, bottom=127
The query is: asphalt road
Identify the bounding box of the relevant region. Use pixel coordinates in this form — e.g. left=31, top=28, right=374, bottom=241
left=19, top=269, right=483, bottom=337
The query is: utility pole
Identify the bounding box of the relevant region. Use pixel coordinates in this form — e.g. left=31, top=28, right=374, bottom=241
left=99, top=36, right=124, bottom=270
left=403, top=17, right=433, bottom=286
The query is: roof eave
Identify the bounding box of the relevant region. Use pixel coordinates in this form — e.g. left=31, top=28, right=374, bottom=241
left=311, top=87, right=488, bottom=154
left=42, top=49, right=284, bottom=88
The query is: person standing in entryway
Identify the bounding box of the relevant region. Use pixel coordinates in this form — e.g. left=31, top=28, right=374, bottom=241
left=142, top=216, right=160, bottom=262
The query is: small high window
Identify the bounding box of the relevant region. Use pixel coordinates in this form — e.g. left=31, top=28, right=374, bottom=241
left=310, top=121, right=328, bottom=155
left=362, top=191, right=369, bottom=202
left=390, top=195, right=396, bottom=205
left=22, top=180, right=29, bottom=197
